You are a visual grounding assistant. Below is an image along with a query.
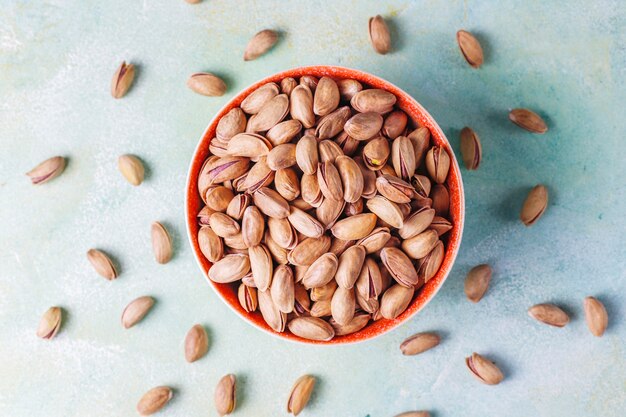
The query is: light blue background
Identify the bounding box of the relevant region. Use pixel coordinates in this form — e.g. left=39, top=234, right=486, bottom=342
left=1, top=1, right=625, bottom=416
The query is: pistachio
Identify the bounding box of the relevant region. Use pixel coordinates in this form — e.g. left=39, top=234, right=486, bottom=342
left=86, top=249, right=118, bottom=280
left=362, top=136, right=390, bottom=170
left=313, top=161, right=342, bottom=201
left=417, top=241, right=444, bottom=282
left=287, top=375, right=316, bottom=416
left=382, top=110, right=408, bottom=139
left=465, top=353, right=504, bottom=385
left=300, top=75, right=319, bottom=92
left=240, top=157, right=274, bottom=193
left=400, top=332, right=441, bottom=355
left=366, top=196, right=404, bottom=228
left=355, top=156, right=377, bottom=198
left=227, top=133, right=272, bottom=160
left=337, top=79, right=363, bottom=101
left=287, top=236, right=331, bottom=266
left=344, top=112, right=383, bottom=141
left=335, top=245, right=366, bottom=289
left=290, top=85, right=316, bottom=128
left=204, top=185, right=235, bottom=212
left=318, top=140, right=345, bottom=163
left=464, top=264, right=492, bottom=303
left=376, top=175, right=413, bottom=204
left=201, top=155, right=250, bottom=185
left=294, top=283, right=311, bottom=316
left=216, top=108, right=247, bottom=142
left=265, top=230, right=289, bottom=264
left=249, top=244, right=273, bottom=291
left=520, top=184, right=548, bottom=226
left=351, top=89, right=396, bottom=114
left=408, top=127, right=431, bottom=164
left=316, top=106, right=352, bottom=139
left=344, top=199, right=364, bottom=216
left=268, top=217, right=298, bottom=249
left=430, top=216, right=453, bottom=236
left=316, top=195, right=345, bottom=229
left=295, top=135, right=319, bottom=175
left=395, top=412, right=430, bottom=417
left=209, top=212, right=240, bottom=237
left=248, top=94, right=289, bottom=132
left=36, top=306, right=62, bottom=339
left=398, top=207, right=435, bottom=239
left=258, top=289, right=287, bottom=332
left=136, top=386, right=173, bottom=416
left=411, top=175, right=431, bottom=198
left=208, top=254, right=251, bottom=283
left=275, top=168, right=300, bottom=201
left=390, top=137, right=416, bottom=180
left=184, top=324, right=208, bottom=362
left=301, top=252, right=339, bottom=288
left=313, top=76, right=340, bottom=116
left=121, top=296, right=155, bottom=329
left=187, top=72, right=227, bottom=96
left=356, top=227, right=391, bottom=254
left=288, top=207, right=324, bottom=238
left=456, top=30, right=484, bottom=68
left=241, top=82, right=279, bottom=114
left=223, top=233, right=247, bottom=250
left=528, top=303, right=570, bottom=327
left=242, top=206, right=264, bottom=248
left=26, top=156, right=66, bottom=185
left=310, top=300, right=332, bottom=317
left=244, top=29, right=278, bottom=61
left=431, top=184, right=449, bottom=217
left=380, top=284, right=414, bottom=319
left=425, top=146, right=450, bottom=184
left=151, top=222, right=172, bottom=264
left=331, top=213, right=377, bottom=240
left=368, top=15, right=391, bottom=54
left=331, top=287, right=356, bottom=325
left=117, top=154, right=145, bottom=186
left=267, top=143, right=297, bottom=170
left=226, top=194, right=251, bottom=220
left=583, top=296, right=608, bottom=337
left=380, top=247, right=420, bottom=287
left=356, top=257, right=383, bottom=303
left=460, top=127, right=482, bottom=170
left=281, top=77, right=298, bottom=95
left=209, top=138, right=230, bottom=157
left=335, top=131, right=360, bottom=156
left=237, top=283, right=258, bottom=312
left=269, top=264, right=295, bottom=313
left=267, top=119, right=302, bottom=146
left=329, top=237, right=355, bottom=257
left=330, top=312, right=370, bottom=335
left=356, top=291, right=380, bottom=314
left=287, top=316, right=335, bottom=341
left=335, top=155, right=364, bottom=203
left=111, top=61, right=135, bottom=98
left=310, top=280, right=337, bottom=302
left=509, top=108, right=548, bottom=133
left=214, top=374, right=237, bottom=416
left=401, top=229, right=439, bottom=259
left=253, top=187, right=290, bottom=219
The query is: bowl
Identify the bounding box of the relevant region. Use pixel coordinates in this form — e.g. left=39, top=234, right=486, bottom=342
left=185, top=65, right=464, bottom=344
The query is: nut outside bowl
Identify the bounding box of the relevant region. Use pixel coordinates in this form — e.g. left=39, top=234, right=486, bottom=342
left=185, top=66, right=464, bottom=345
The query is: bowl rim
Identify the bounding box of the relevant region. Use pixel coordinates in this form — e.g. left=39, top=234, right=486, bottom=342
left=185, top=65, right=465, bottom=345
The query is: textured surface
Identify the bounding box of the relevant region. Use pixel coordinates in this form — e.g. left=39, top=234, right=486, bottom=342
left=1, top=1, right=625, bottom=416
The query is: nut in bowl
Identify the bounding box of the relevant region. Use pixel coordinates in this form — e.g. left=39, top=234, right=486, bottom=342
left=186, top=66, right=464, bottom=344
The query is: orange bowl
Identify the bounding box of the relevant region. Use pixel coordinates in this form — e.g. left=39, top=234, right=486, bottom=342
left=185, top=66, right=464, bottom=344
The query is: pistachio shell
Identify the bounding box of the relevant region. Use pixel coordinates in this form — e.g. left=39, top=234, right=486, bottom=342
left=317, top=161, right=344, bottom=201
left=465, top=353, right=504, bottom=385
left=398, top=207, right=435, bottom=239
left=204, top=186, right=235, bottom=212
left=380, top=247, right=420, bottom=287
left=400, top=332, right=441, bottom=355
left=350, top=89, right=396, bottom=114
left=137, top=386, right=173, bottom=416
left=287, top=316, right=335, bottom=341
left=214, top=374, right=237, bottom=416
left=316, top=195, right=345, bottom=229
left=288, top=207, right=325, bottom=238
left=460, top=127, right=482, bottom=170
left=301, top=252, right=339, bottom=288
left=208, top=254, right=250, bottom=283
left=151, top=222, right=172, bottom=264
left=356, top=227, right=392, bottom=254
left=111, top=61, right=135, bottom=99
left=290, top=85, right=316, bottom=128
left=287, top=236, right=331, bottom=266
left=249, top=244, right=273, bottom=291
left=368, top=15, right=391, bottom=54
left=227, top=133, right=272, bottom=160
left=26, top=156, right=66, bottom=185
left=376, top=174, right=414, bottom=204
left=216, top=107, right=247, bottom=142
left=329, top=213, right=377, bottom=241
left=335, top=155, right=364, bottom=203
left=266, top=119, right=302, bottom=146
left=287, top=375, right=316, bottom=416
left=36, top=306, right=62, bottom=339
left=244, top=29, right=278, bottom=61
left=253, top=187, right=290, bottom=219
left=293, top=283, right=311, bottom=316
left=187, top=72, right=227, bottom=96
left=430, top=216, right=453, bottom=236
left=380, top=284, right=414, bottom=319
left=464, top=264, right=492, bottom=303
left=275, top=168, right=300, bottom=201
left=313, top=76, right=340, bottom=116
left=267, top=143, right=297, bottom=170
left=331, top=287, right=356, bottom=325
left=583, top=296, right=608, bottom=337
left=118, top=154, right=145, bottom=186
left=362, top=136, right=390, bottom=170
left=401, top=230, right=439, bottom=260
left=417, top=240, right=444, bottom=282
left=335, top=245, right=367, bottom=289
left=344, top=112, right=383, bottom=141
left=509, top=108, right=548, bottom=133
left=295, top=135, right=319, bottom=175
left=281, top=77, right=298, bottom=95
left=86, top=249, right=118, bottom=280
left=247, top=94, right=289, bottom=132
left=456, top=30, right=484, bottom=68
left=520, top=185, right=548, bottom=226
left=316, top=106, right=352, bottom=139
left=425, top=146, right=451, bottom=184
left=241, top=82, right=279, bottom=114
left=318, top=140, right=345, bottom=163
left=240, top=157, right=274, bottom=193
left=310, top=280, right=338, bottom=302
left=209, top=212, right=240, bottom=237
left=201, top=155, right=250, bottom=185
left=366, top=196, right=404, bottom=228
left=355, top=156, right=377, bottom=198
left=268, top=217, right=298, bottom=249
left=528, top=303, right=570, bottom=327
left=242, top=206, right=264, bottom=248
left=431, top=184, right=449, bottom=217
left=337, top=79, right=363, bottom=101
left=121, top=296, right=155, bottom=329
left=382, top=110, right=408, bottom=139
left=184, top=324, right=209, bottom=362
left=329, top=312, right=370, bottom=336
left=265, top=230, right=289, bottom=264
left=270, top=264, right=295, bottom=313
left=258, top=289, right=286, bottom=331
left=310, top=300, right=332, bottom=317
left=226, top=194, right=251, bottom=220
left=356, top=257, right=383, bottom=304
left=408, top=127, right=431, bottom=164
left=237, top=283, right=258, bottom=312
left=391, top=136, right=416, bottom=180
left=300, top=75, right=319, bottom=92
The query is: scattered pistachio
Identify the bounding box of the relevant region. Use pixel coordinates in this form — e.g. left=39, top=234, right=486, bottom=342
left=187, top=72, right=227, bottom=96
left=36, top=306, right=62, bottom=340
left=456, top=30, right=484, bottom=68
left=121, top=296, right=155, bottom=329
left=26, top=156, right=66, bottom=185
left=287, top=375, right=316, bottom=416
left=118, top=154, right=145, bottom=186
left=509, top=108, right=548, bottom=133
left=583, top=296, right=608, bottom=337
left=400, top=332, right=440, bottom=355
left=528, top=303, right=570, bottom=327
left=244, top=29, right=279, bottom=61
left=464, top=264, right=492, bottom=303
left=111, top=61, right=135, bottom=99
left=465, top=352, right=504, bottom=385
left=136, top=386, right=173, bottom=416
left=520, top=184, right=548, bottom=226
left=184, top=324, right=208, bottom=363
left=86, top=249, right=118, bottom=280
left=214, top=374, right=237, bottom=416
left=368, top=15, right=391, bottom=54
left=151, top=222, right=173, bottom=264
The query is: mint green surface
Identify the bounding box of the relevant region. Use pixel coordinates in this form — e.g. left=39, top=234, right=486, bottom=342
left=1, top=1, right=625, bottom=416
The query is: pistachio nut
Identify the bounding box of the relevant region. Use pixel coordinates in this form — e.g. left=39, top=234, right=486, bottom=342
left=226, top=194, right=250, bottom=220
left=240, top=82, right=279, bottom=114
left=456, top=30, right=484, bottom=68
left=86, top=249, right=118, bottom=280
left=430, top=216, right=453, bottom=236
left=287, top=236, right=331, bottom=266
left=362, top=136, right=390, bottom=170
left=26, top=156, right=66, bottom=185
left=315, top=195, right=344, bottom=231
left=366, top=196, right=404, bottom=228
left=208, top=254, right=250, bottom=283
left=400, top=332, right=441, bottom=355
left=204, top=185, right=234, bottom=212
left=464, top=264, right=492, bottom=303
left=295, top=135, right=319, bottom=175
left=240, top=157, right=274, bottom=193
left=317, top=161, right=344, bottom=201
left=184, top=324, right=208, bottom=363
left=216, top=107, right=247, bottom=142
left=382, top=110, right=408, bottom=139
left=401, top=229, right=439, bottom=259
left=247, top=94, right=289, bottom=132
left=36, top=306, right=62, bottom=339
left=465, top=352, right=504, bottom=385
left=368, top=15, right=391, bottom=54
left=310, top=279, right=337, bottom=302
left=425, top=146, right=450, bottom=184
left=350, top=89, right=396, bottom=114
left=356, top=257, right=383, bottom=301
left=344, top=198, right=364, bottom=216
left=337, top=78, right=363, bottom=101
left=267, top=143, right=297, bottom=170
left=270, top=264, right=295, bottom=313
left=331, top=287, right=356, bottom=325
left=310, top=300, right=332, bottom=317
left=136, top=386, right=173, bottom=416
left=291, top=197, right=313, bottom=212
left=237, top=283, right=258, bottom=312
left=287, top=316, right=335, bottom=341
left=329, top=237, right=355, bottom=257
left=345, top=112, right=383, bottom=141
left=244, top=29, right=278, bottom=61
left=583, top=296, right=608, bottom=337
left=509, top=108, right=548, bottom=133
left=417, top=240, right=444, bottom=282
left=335, top=131, right=360, bottom=156
left=121, top=296, right=155, bottom=329
left=264, top=230, right=289, bottom=264
left=431, top=184, right=449, bottom=217
left=209, top=212, right=240, bottom=238
left=249, top=244, right=273, bottom=291
left=398, top=207, right=435, bottom=239
left=290, top=85, right=316, bottom=128
left=266, top=119, right=302, bottom=146
left=275, top=168, right=300, bottom=201
left=330, top=213, right=377, bottom=241
left=460, top=127, right=482, bottom=170
left=301, top=252, right=339, bottom=288
left=520, top=184, right=548, bottom=226
left=313, top=76, right=340, bottom=116
left=316, top=106, right=351, bottom=139
left=214, top=374, right=237, bottom=416
left=318, top=140, right=344, bottom=163
left=258, top=289, right=287, bottom=332
left=335, top=245, right=366, bottom=289
left=354, top=156, right=377, bottom=198
left=241, top=206, right=264, bottom=248
left=300, top=75, right=319, bottom=91
left=227, top=133, right=272, bottom=160
left=389, top=136, right=416, bottom=180
left=118, top=154, right=144, bottom=186
left=528, top=303, right=570, bottom=327
left=329, top=311, right=370, bottom=336
left=356, top=290, right=380, bottom=314
left=267, top=217, right=298, bottom=249
left=281, top=77, right=298, bottom=95
left=151, top=222, right=172, bottom=264
left=287, top=375, right=316, bottom=416
left=209, top=138, right=230, bottom=157
left=301, top=172, right=325, bottom=207
left=111, top=61, right=135, bottom=99
left=356, top=227, right=391, bottom=254
left=187, top=72, right=226, bottom=96
left=380, top=247, right=420, bottom=287
left=288, top=207, right=325, bottom=238
left=201, top=155, right=250, bottom=185
left=408, top=127, right=430, bottom=164
left=376, top=174, right=414, bottom=204
left=380, top=284, right=414, bottom=319
left=253, top=187, right=290, bottom=219
left=335, top=155, right=364, bottom=203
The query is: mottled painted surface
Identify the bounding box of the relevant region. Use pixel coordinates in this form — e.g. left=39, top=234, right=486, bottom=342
left=0, top=1, right=624, bottom=416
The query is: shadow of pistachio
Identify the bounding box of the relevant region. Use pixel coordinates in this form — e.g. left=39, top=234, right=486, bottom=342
left=590, top=294, right=620, bottom=333
left=158, top=220, right=181, bottom=262
left=384, top=17, right=405, bottom=53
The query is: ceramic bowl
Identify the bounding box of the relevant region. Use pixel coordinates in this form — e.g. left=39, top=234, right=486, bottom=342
left=185, top=65, right=464, bottom=344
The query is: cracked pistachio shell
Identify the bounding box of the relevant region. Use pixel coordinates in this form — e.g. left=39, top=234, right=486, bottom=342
left=399, top=207, right=435, bottom=239
left=356, top=257, right=383, bottom=301
left=209, top=138, right=229, bottom=157
left=460, top=127, right=482, bottom=170
left=430, top=216, right=452, bottom=236
left=380, top=284, right=414, bottom=319
left=258, top=289, right=286, bottom=332
left=366, top=196, right=404, bottom=228
left=36, top=306, right=62, bottom=339
left=293, top=282, right=311, bottom=315
left=244, top=29, right=278, bottom=61
left=417, top=240, right=444, bottom=282
left=264, top=230, right=289, bottom=265
left=204, top=185, right=235, bottom=212
left=382, top=110, right=408, bottom=139
left=318, top=140, right=344, bottom=164
left=184, top=324, right=208, bottom=363
left=227, top=133, right=272, bottom=160
left=344, top=198, right=364, bottom=216
left=295, top=135, right=319, bottom=175
left=356, top=227, right=391, bottom=254
left=356, top=290, right=380, bottom=314
left=122, top=296, right=155, bottom=329
left=316, top=197, right=345, bottom=229
left=87, top=249, right=118, bottom=280
left=368, top=15, right=391, bottom=54
left=316, top=161, right=343, bottom=201
left=287, top=375, right=316, bottom=416
left=280, top=77, right=298, bottom=95
left=267, top=143, right=297, bottom=170
left=456, top=30, right=484, bottom=68
left=137, top=386, right=173, bottom=416
left=316, top=106, right=352, bottom=139
left=335, top=245, right=366, bottom=289
left=242, top=206, right=264, bottom=248
left=584, top=296, right=608, bottom=337
left=151, top=222, right=172, bottom=264
left=401, top=229, right=439, bottom=260
left=465, top=353, right=504, bottom=385
left=464, top=264, right=492, bottom=303
left=509, top=108, right=548, bottom=133
left=187, top=72, right=226, bottom=96
left=376, top=174, right=414, bottom=204
left=411, top=174, right=432, bottom=198
left=287, top=236, right=331, bottom=266
left=354, top=156, right=377, bottom=198
left=226, top=194, right=250, bottom=220
left=249, top=244, right=273, bottom=291
left=330, top=213, right=377, bottom=241
left=288, top=207, right=324, bottom=238
left=216, top=107, right=247, bottom=142
left=209, top=212, right=240, bottom=238
left=241, top=82, right=279, bottom=114
left=26, top=156, right=66, bottom=185
left=330, top=311, right=370, bottom=336
left=118, top=154, right=144, bottom=186
left=329, top=237, right=355, bottom=257
left=237, top=283, right=258, bottom=312
left=275, top=168, right=300, bottom=201
left=350, top=89, right=396, bottom=114
left=202, top=155, right=250, bottom=185
left=198, top=226, right=223, bottom=263
left=247, top=94, right=289, bottom=132
left=313, top=76, right=340, bottom=116
left=380, top=247, right=420, bottom=287
left=266, top=119, right=302, bottom=146
left=362, top=136, right=390, bottom=170
left=111, top=61, right=135, bottom=98
left=345, top=112, right=384, bottom=141
left=208, top=254, right=250, bottom=283
left=290, top=85, right=316, bottom=128
left=241, top=157, right=274, bottom=193
left=431, top=184, right=449, bottom=217
left=337, top=79, right=363, bottom=101
left=253, top=187, right=290, bottom=219
left=214, top=374, right=237, bottom=416
left=301, top=253, right=339, bottom=289
left=400, top=332, right=441, bottom=355
left=425, top=146, right=451, bottom=184
left=391, top=136, right=416, bottom=180
left=300, top=75, right=319, bottom=91
left=268, top=217, right=298, bottom=249
left=335, top=155, right=364, bottom=203
left=331, top=286, right=356, bottom=325
left=288, top=316, right=335, bottom=341
left=520, top=185, right=548, bottom=226
left=270, top=265, right=295, bottom=313
left=528, top=303, right=570, bottom=327
left=310, top=300, right=331, bottom=317
left=336, top=133, right=360, bottom=158
left=408, top=127, right=431, bottom=164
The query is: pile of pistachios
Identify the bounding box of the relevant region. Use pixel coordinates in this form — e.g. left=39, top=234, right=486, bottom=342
left=195, top=76, right=454, bottom=341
